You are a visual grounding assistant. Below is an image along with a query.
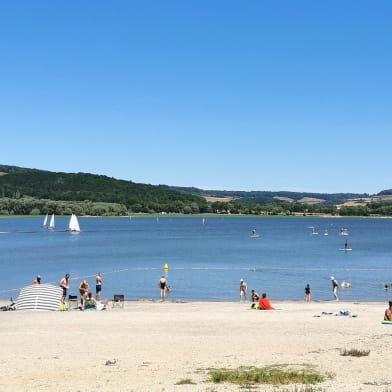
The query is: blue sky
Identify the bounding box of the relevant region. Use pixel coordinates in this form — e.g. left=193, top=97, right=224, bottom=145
left=1, top=1, right=391, bottom=194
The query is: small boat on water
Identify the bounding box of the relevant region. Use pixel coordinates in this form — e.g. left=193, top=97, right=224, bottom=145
left=48, top=214, right=55, bottom=230
left=42, top=214, right=48, bottom=228
left=68, top=213, right=81, bottom=232
left=308, top=226, right=318, bottom=235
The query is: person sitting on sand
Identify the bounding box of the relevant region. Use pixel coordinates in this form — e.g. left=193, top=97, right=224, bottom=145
left=84, top=292, right=106, bottom=311
left=384, top=301, right=392, bottom=321
left=84, top=292, right=96, bottom=310
left=258, top=293, right=275, bottom=310
left=84, top=292, right=106, bottom=310
left=251, top=290, right=260, bottom=302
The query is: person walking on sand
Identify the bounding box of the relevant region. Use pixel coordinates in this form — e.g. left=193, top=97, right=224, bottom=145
left=95, top=272, right=103, bottom=300
left=240, top=279, right=247, bottom=302
left=331, top=276, right=339, bottom=301
left=59, top=273, right=70, bottom=301
left=159, top=276, right=168, bottom=301
left=305, top=284, right=311, bottom=302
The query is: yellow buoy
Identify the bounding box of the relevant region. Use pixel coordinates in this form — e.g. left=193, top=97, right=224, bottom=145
left=163, top=263, right=169, bottom=270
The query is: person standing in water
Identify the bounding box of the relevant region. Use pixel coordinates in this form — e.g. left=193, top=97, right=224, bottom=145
left=331, top=276, right=339, bottom=300
left=159, top=276, right=168, bottom=301
left=240, top=279, right=247, bottom=302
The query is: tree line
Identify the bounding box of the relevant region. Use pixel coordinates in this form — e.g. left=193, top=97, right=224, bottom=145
left=0, top=165, right=390, bottom=217
left=1, top=195, right=391, bottom=217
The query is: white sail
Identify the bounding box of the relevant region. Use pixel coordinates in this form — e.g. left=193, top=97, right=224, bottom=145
left=42, top=214, right=48, bottom=228
left=68, top=214, right=81, bottom=232
left=48, top=214, right=55, bottom=230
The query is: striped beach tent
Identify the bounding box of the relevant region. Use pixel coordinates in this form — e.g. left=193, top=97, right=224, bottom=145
left=15, top=283, right=63, bottom=311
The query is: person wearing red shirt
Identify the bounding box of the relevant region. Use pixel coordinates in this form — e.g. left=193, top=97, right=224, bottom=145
left=258, top=293, right=275, bottom=310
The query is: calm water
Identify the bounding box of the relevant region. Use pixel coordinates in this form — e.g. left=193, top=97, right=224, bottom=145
left=1, top=216, right=392, bottom=302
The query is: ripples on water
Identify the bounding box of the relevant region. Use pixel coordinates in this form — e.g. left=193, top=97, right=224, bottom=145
left=0, top=216, right=391, bottom=301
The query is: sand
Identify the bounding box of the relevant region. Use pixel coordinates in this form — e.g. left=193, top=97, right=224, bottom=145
left=0, top=299, right=391, bottom=391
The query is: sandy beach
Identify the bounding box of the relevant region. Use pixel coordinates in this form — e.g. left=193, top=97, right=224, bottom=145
left=0, top=300, right=391, bottom=392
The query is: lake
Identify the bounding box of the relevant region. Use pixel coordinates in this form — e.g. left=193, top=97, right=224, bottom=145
left=1, top=216, right=392, bottom=302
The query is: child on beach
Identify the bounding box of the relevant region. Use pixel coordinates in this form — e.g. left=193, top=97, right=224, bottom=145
left=384, top=301, right=392, bottom=321
left=251, top=290, right=260, bottom=302
left=305, top=284, right=311, bottom=302
left=95, top=272, right=102, bottom=300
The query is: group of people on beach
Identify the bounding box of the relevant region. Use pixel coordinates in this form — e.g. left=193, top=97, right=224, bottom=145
left=240, top=280, right=275, bottom=310
left=58, top=272, right=103, bottom=304
left=240, top=276, right=345, bottom=306
left=32, top=272, right=103, bottom=310
left=32, top=271, right=171, bottom=305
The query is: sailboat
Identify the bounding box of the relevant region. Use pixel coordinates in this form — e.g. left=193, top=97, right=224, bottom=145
left=68, top=213, right=81, bottom=232
left=48, top=214, right=55, bottom=230
left=42, top=214, right=48, bottom=228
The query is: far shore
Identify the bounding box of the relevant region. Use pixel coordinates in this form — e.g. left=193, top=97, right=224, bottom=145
left=1, top=213, right=391, bottom=218
left=0, top=300, right=391, bottom=392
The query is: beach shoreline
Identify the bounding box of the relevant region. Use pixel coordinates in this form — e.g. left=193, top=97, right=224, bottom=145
left=0, top=300, right=391, bottom=391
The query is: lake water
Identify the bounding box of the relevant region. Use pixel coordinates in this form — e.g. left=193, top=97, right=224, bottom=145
left=1, top=216, right=392, bottom=302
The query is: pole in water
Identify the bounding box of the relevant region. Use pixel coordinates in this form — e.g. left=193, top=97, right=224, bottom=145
left=163, top=263, right=169, bottom=270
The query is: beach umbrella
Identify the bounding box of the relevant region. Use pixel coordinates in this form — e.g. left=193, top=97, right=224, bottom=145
left=15, top=283, right=63, bottom=311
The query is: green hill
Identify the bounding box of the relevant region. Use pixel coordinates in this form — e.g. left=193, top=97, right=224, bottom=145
left=0, top=165, right=207, bottom=215
left=0, top=164, right=390, bottom=217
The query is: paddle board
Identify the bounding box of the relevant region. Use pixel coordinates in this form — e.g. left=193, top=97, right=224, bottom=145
left=381, top=321, right=392, bottom=325
left=339, top=248, right=352, bottom=251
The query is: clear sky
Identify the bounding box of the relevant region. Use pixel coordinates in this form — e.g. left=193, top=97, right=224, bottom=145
left=1, top=1, right=391, bottom=194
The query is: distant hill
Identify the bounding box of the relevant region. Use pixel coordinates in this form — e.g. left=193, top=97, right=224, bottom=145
left=167, top=185, right=370, bottom=206
left=1, top=164, right=391, bottom=217
left=0, top=165, right=207, bottom=214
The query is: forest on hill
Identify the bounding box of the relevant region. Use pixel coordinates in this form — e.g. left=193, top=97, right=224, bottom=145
left=0, top=165, right=391, bottom=216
